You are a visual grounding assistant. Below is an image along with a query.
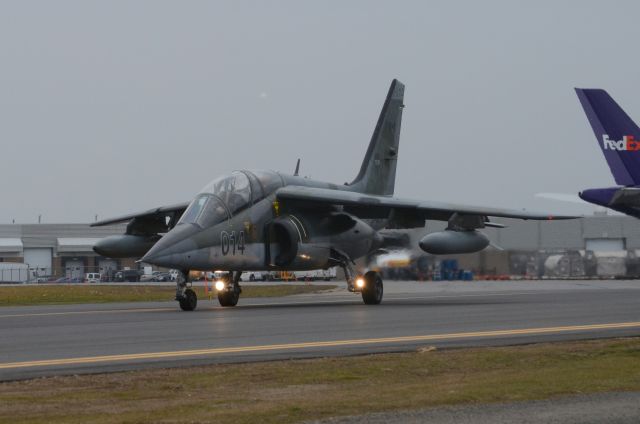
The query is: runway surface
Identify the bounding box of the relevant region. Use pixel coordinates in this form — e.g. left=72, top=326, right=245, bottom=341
left=1, top=279, right=640, bottom=380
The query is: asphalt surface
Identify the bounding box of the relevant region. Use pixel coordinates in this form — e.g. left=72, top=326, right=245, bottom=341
left=1, top=279, right=640, bottom=380
left=309, top=392, right=640, bottom=424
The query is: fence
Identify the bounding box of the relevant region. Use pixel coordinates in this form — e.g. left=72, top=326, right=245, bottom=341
left=372, top=249, right=640, bottom=281
left=0, top=266, right=153, bottom=283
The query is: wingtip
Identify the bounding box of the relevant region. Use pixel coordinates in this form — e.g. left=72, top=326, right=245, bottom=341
left=548, top=214, right=583, bottom=220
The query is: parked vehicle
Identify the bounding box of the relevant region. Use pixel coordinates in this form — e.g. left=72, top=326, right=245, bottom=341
left=140, top=271, right=172, bottom=282
left=84, top=273, right=101, bottom=283
left=113, top=269, right=142, bottom=282
left=240, top=271, right=269, bottom=282
left=35, top=276, right=55, bottom=283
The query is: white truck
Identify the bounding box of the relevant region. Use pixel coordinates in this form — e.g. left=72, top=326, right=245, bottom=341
left=0, top=263, right=33, bottom=283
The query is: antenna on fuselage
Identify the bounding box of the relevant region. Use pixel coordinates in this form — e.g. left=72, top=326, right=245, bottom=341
left=293, top=158, right=301, bottom=176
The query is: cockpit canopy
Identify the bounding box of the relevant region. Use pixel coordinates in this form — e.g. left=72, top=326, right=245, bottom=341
left=201, top=171, right=252, bottom=214
left=178, top=170, right=283, bottom=228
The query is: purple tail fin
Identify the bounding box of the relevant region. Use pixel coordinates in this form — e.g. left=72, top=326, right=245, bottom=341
left=575, top=88, right=640, bottom=186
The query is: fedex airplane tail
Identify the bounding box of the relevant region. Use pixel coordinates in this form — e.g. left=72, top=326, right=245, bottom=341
left=575, top=88, right=640, bottom=186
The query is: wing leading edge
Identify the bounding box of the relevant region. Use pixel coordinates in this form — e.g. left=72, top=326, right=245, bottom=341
left=276, top=186, right=578, bottom=227
left=91, top=202, right=189, bottom=233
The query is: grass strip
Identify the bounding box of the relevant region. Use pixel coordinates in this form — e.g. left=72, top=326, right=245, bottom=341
left=0, top=338, right=639, bottom=423
left=0, top=284, right=337, bottom=306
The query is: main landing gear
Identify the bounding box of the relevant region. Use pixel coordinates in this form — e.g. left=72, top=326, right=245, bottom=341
left=338, top=255, right=384, bottom=305
left=360, top=271, right=384, bottom=305
left=217, top=271, right=242, bottom=307
left=176, top=270, right=197, bottom=311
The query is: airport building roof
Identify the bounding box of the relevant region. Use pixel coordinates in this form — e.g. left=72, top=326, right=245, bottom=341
left=0, top=238, right=23, bottom=253
left=0, top=224, right=126, bottom=256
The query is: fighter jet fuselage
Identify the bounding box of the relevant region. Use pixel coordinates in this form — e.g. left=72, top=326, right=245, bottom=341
left=133, top=171, right=385, bottom=272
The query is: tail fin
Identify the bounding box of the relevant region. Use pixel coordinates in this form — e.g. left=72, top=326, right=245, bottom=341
left=349, top=79, right=405, bottom=195
left=575, top=88, right=640, bottom=186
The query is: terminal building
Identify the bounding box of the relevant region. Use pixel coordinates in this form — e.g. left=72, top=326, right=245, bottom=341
left=0, top=213, right=638, bottom=281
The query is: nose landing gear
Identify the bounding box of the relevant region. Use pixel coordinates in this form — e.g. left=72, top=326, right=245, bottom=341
left=176, top=270, right=198, bottom=311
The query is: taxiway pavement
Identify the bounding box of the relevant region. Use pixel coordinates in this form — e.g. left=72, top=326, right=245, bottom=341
left=1, top=279, right=640, bottom=380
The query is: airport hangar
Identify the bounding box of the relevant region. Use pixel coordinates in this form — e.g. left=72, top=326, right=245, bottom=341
left=0, top=212, right=638, bottom=280
left=0, top=223, right=130, bottom=279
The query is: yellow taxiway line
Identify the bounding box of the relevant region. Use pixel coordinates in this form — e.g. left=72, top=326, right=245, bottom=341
left=1, top=321, right=639, bottom=370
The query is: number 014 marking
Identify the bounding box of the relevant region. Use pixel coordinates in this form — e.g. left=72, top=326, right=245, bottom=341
left=221, top=230, right=245, bottom=255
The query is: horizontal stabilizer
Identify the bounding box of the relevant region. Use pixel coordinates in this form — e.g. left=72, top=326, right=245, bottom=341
left=610, top=187, right=640, bottom=207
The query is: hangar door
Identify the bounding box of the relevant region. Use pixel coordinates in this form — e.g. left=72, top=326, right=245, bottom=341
left=586, top=238, right=625, bottom=252
left=23, top=248, right=52, bottom=276
left=65, top=260, right=84, bottom=279
left=98, top=259, right=117, bottom=273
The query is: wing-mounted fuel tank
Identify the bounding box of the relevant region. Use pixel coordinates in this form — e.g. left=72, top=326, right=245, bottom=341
left=93, top=234, right=161, bottom=258
left=268, top=212, right=382, bottom=269
left=419, top=230, right=489, bottom=254
left=93, top=215, right=168, bottom=258
left=418, top=213, right=490, bottom=255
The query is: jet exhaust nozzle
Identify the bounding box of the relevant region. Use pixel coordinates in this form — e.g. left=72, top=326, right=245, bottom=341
left=419, top=230, right=489, bottom=255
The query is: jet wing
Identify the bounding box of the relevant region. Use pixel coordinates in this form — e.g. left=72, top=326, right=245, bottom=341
left=276, top=186, right=576, bottom=228
left=91, top=202, right=189, bottom=233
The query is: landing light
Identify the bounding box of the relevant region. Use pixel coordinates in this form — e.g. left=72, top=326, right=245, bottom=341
left=355, top=277, right=365, bottom=288
left=215, top=280, right=226, bottom=291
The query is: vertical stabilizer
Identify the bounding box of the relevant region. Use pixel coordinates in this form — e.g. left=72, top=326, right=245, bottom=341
left=349, top=79, right=405, bottom=195
left=576, top=88, right=640, bottom=186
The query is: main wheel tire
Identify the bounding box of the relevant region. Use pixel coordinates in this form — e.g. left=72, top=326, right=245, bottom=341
left=361, top=271, right=383, bottom=305
left=179, top=288, right=198, bottom=311
left=218, top=283, right=240, bottom=307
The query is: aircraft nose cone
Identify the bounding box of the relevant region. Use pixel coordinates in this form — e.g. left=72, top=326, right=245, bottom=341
left=140, top=224, right=198, bottom=266
left=93, top=238, right=110, bottom=257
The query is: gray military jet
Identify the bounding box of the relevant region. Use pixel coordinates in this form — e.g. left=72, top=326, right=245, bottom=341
left=93, top=79, right=572, bottom=311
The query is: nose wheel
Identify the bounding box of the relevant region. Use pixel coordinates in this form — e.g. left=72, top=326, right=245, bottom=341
left=176, top=270, right=198, bottom=311
left=179, top=288, right=198, bottom=311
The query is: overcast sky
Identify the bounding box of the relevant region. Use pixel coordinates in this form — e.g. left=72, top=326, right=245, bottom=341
left=1, top=1, right=639, bottom=223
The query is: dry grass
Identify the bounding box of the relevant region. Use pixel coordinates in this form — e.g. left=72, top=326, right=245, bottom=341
left=1, top=338, right=639, bottom=423
left=0, top=284, right=337, bottom=306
